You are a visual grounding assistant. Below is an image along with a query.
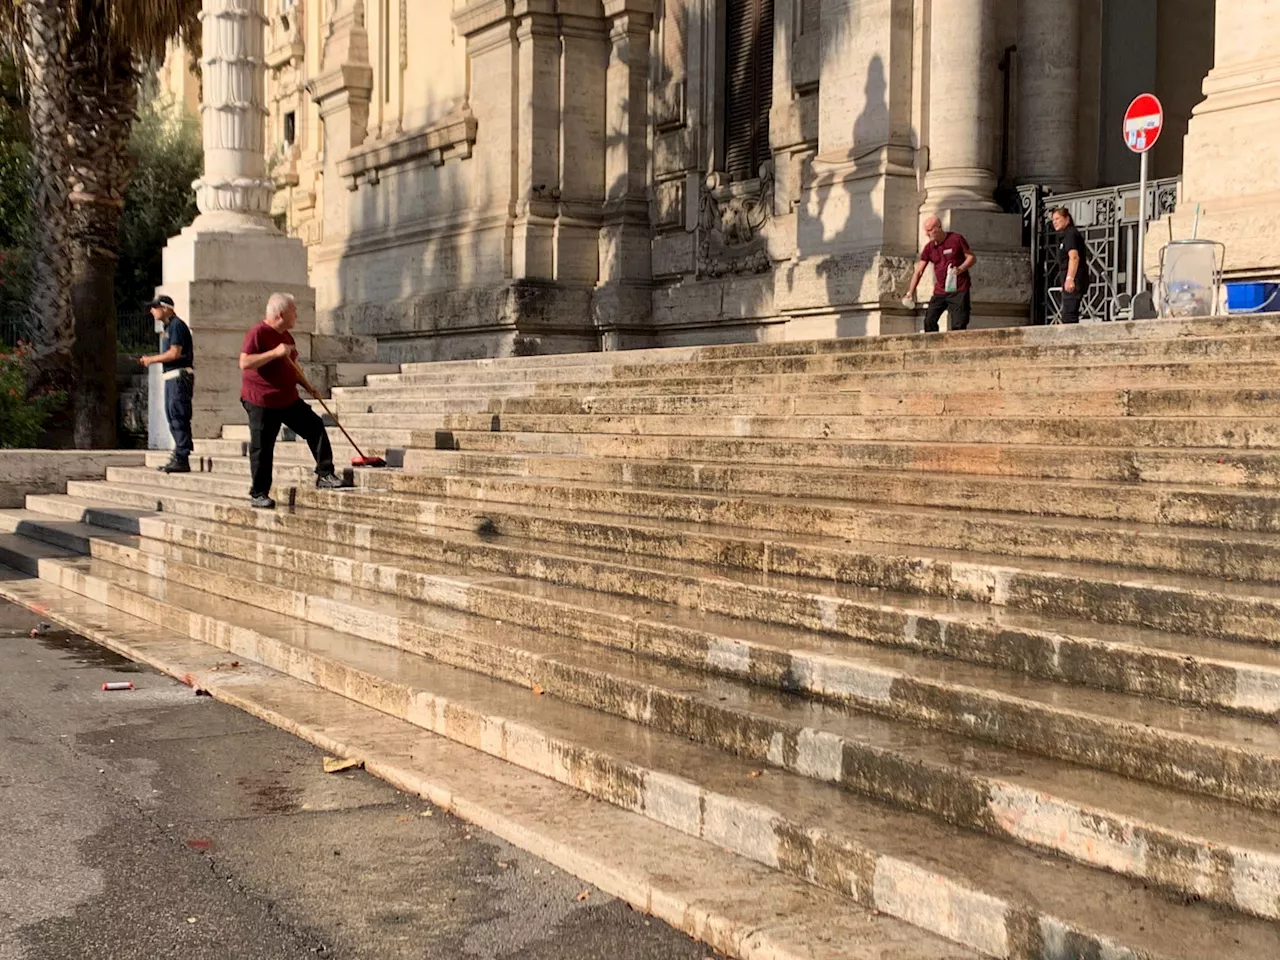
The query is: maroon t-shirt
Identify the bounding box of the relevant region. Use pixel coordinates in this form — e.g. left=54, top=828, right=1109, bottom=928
left=240, top=322, right=299, bottom=409
left=920, top=232, right=973, bottom=295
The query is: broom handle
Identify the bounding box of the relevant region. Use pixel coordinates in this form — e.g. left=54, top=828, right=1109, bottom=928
left=289, top=359, right=370, bottom=460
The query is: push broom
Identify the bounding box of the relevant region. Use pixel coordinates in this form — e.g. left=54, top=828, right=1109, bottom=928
left=292, top=359, right=387, bottom=468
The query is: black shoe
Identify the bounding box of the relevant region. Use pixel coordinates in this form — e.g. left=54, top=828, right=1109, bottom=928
left=249, top=493, right=276, bottom=509
left=315, top=473, right=345, bottom=490
left=158, top=459, right=190, bottom=474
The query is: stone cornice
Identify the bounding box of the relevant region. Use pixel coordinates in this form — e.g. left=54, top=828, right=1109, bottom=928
left=452, top=0, right=513, bottom=36
left=307, top=63, right=374, bottom=106
left=601, top=0, right=656, bottom=17
left=266, top=39, right=305, bottom=70
left=337, top=106, right=479, bottom=187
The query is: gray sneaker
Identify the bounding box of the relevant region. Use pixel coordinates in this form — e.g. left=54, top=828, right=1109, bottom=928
left=158, top=458, right=190, bottom=474
left=315, top=473, right=345, bottom=490
left=249, top=493, right=276, bottom=509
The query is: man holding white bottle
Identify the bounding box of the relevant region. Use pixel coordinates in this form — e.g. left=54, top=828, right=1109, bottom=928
left=902, top=216, right=977, bottom=333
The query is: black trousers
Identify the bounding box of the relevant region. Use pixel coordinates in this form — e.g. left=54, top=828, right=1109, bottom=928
left=1060, top=283, right=1090, bottom=324
left=242, top=398, right=334, bottom=496
left=923, top=291, right=971, bottom=333
left=164, top=371, right=194, bottom=460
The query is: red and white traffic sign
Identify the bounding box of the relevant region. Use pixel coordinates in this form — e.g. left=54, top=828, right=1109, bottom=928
left=1124, top=93, right=1164, bottom=154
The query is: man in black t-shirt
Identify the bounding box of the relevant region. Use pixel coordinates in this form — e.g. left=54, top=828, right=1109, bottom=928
left=1051, top=207, right=1090, bottom=324
left=140, top=295, right=195, bottom=473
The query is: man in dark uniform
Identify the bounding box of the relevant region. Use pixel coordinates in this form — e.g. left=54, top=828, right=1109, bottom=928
left=1051, top=207, right=1090, bottom=323
left=139, top=295, right=194, bottom=474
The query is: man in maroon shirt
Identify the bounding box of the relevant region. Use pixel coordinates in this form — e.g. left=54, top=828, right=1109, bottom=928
left=903, top=215, right=977, bottom=333
left=239, top=293, right=344, bottom=509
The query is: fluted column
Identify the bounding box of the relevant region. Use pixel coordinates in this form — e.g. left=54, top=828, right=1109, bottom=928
left=194, top=0, right=276, bottom=224
left=923, top=0, right=1000, bottom=212
left=1016, top=0, right=1080, bottom=192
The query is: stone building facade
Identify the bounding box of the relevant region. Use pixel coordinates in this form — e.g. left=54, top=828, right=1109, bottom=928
left=159, top=0, right=1275, bottom=362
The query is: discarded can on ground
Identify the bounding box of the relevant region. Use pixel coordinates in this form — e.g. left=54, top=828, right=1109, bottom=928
left=101, top=681, right=134, bottom=692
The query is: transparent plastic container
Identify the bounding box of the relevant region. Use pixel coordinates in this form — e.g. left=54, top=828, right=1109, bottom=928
left=1158, top=240, right=1223, bottom=319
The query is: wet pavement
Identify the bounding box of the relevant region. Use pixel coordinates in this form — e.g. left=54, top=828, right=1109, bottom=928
left=0, top=601, right=716, bottom=960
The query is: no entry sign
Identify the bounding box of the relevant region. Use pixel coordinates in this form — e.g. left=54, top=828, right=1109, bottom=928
left=1124, top=94, right=1164, bottom=154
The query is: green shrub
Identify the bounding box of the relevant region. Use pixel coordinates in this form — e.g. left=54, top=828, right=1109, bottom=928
left=115, top=97, right=203, bottom=313
left=0, top=343, right=66, bottom=448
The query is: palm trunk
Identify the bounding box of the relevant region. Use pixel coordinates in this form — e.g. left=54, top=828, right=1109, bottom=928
left=21, top=0, right=76, bottom=445
left=66, top=24, right=135, bottom=449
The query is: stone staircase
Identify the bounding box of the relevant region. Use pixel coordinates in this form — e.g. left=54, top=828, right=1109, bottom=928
left=3, top=315, right=1280, bottom=959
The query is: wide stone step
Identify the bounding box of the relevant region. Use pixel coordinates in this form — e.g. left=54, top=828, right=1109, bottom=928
left=364, top=455, right=1280, bottom=534
left=0, top=569, right=987, bottom=960
left=318, top=386, right=1280, bottom=421
left=368, top=333, right=1280, bottom=390
left=107, top=463, right=1280, bottom=638
left=19, top=492, right=1280, bottom=803
left=417, top=411, right=1280, bottom=450
left=391, top=314, right=1280, bottom=377
left=57, top=473, right=1280, bottom=660
left=424, top=430, right=1280, bottom=487
left=2, top=527, right=1278, bottom=957
left=341, top=358, right=1280, bottom=402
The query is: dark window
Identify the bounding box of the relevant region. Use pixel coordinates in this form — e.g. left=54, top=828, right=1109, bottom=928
left=723, top=0, right=774, bottom=181
left=283, top=111, right=296, bottom=146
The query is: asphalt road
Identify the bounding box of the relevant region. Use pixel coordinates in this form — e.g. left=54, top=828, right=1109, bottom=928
left=0, top=600, right=716, bottom=960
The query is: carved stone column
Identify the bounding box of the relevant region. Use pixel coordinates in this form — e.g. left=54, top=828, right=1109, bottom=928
left=593, top=0, right=654, bottom=345
left=917, top=0, right=1027, bottom=329
left=923, top=0, right=1000, bottom=212
left=1164, top=2, right=1280, bottom=280
left=193, top=0, right=277, bottom=228
left=1016, top=0, right=1081, bottom=193
left=151, top=0, right=316, bottom=450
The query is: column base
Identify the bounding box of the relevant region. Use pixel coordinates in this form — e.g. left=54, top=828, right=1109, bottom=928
left=149, top=226, right=317, bottom=449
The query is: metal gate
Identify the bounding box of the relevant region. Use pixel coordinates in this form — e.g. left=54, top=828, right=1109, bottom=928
left=1018, top=177, right=1180, bottom=324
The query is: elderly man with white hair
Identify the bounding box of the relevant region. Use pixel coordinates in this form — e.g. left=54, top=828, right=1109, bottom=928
left=902, top=215, right=977, bottom=333
left=238, top=292, right=344, bottom=509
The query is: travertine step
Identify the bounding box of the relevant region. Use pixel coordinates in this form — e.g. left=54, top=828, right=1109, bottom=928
left=364, top=333, right=1280, bottom=390
left=23, top=316, right=1280, bottom=958
left=389, top=314, right=1280, bottom=376
left=154, top=449, right=1280, bottom=534
left=1, top=522, right=1279, bottom=957
left=0, top=570, right=986, bottom=960
left=340, top=358, right=1280, bottom=402
left=314, top=386, right=1280, bottom=420
left=112, top=464, right=1280, bottom=643
left=19, top=489, right=1280, bottom=772
left=425, top=429, right=1280, bottom=486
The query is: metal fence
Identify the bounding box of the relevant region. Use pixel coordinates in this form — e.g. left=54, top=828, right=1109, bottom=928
left=118, top=310, right=159, bottom=354
left=1019, top=177, right=1181, bottom=324
left=0, top=310, right=158, bottom=353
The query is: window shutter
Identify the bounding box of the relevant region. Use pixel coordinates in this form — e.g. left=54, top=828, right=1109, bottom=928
left=723, top=0, right=774, bottom=181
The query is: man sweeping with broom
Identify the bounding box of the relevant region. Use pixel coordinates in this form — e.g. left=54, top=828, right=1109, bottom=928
left=238, top=293, right=346, bottom=509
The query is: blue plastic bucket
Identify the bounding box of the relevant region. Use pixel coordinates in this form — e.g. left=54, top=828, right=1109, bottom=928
left=1226, top=282, right=1280, bottom=313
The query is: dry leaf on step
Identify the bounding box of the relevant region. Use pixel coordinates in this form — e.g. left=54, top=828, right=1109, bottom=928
left=532, top=684, right=545, bottom=696
left=323, top=756, right=364, bottom=774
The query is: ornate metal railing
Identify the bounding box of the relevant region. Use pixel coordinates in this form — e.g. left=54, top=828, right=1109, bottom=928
left=1018, top=177, right=1180, bottom=324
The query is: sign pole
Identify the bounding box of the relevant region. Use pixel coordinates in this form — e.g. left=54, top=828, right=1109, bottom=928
left=1123, top=93, right=1163, bottom=308
left=1136, top=149, right=1149, bottom=296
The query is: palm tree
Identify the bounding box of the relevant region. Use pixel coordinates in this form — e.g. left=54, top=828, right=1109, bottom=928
left=14, top=0, right=75, bottom=422
left=4, top=0, right=198, bottom=447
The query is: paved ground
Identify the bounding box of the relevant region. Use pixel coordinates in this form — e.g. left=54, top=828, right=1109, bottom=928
left=0, top=601, right=716, bottom=960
